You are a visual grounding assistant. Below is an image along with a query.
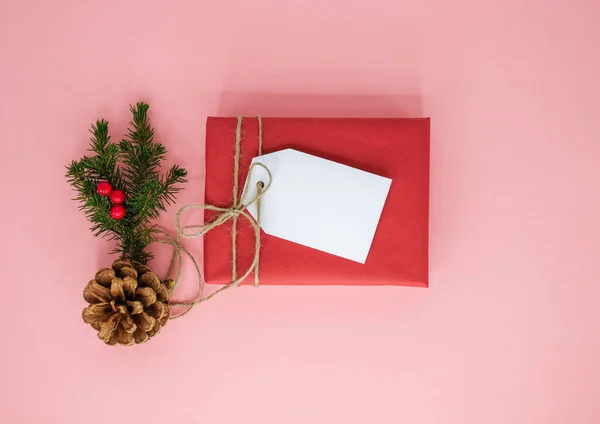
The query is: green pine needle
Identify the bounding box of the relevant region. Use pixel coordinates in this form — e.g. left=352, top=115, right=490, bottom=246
left=65, top=102, right=187, bottom=264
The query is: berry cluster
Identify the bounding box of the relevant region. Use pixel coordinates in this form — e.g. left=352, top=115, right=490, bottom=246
left=96, top=181, right=126, bottom=220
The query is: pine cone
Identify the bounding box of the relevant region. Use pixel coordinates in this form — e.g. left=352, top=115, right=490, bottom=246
left=82, top=260, right=173, bottom=346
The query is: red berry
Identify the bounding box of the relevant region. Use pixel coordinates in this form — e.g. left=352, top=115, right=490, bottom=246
left=110, top=205, right=126, bottom=220
left=97, top=181, right=113, bottom=196
left=110, top=189, right=125, bottom=204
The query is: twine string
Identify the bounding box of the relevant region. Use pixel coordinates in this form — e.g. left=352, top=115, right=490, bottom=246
left=159, top=117, right=270, bottom=319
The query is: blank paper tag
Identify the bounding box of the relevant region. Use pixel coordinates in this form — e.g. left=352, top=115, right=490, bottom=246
left=241, top=149, right=392, bottom=264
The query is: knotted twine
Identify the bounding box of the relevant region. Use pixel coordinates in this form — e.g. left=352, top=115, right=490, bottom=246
left=156, top=117, right=271, bottom=319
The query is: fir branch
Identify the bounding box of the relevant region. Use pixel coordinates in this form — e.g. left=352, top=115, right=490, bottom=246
left=119, top=103, right=166, bottom=192
left=79, top=120, right=126, bottom=190
left=89, top=120, right=110, bottom=154
left=127, top=176, right=167, bottom=223
left=161, top=164, right=188, bottom=205
left=65, top=103, right=187, bottom=264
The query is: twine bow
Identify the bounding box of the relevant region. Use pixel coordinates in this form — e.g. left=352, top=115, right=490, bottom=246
left=157, top=117, right=271, bottom=318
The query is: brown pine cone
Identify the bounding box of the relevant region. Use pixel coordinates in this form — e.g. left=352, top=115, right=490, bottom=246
left=82, top=260, right=173, bottom=346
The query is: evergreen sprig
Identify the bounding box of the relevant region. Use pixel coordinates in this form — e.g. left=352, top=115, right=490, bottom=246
left=65, top=103, right=187, bottom=264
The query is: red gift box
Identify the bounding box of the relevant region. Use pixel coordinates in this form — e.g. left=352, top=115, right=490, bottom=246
left=204, top=117, right=429, bottom=286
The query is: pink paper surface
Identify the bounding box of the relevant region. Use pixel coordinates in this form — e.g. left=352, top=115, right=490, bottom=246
left=1, top=1, right=599, bottom=423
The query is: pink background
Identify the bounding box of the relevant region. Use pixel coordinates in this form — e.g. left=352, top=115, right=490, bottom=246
left=1, top=0, right=599, bottom=423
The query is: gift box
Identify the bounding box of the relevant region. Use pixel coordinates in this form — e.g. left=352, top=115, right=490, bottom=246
left=204, top=117, right=429, bottom=286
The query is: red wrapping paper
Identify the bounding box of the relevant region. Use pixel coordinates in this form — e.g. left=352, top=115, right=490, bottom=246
left=204, top=117, right=429, bottom=286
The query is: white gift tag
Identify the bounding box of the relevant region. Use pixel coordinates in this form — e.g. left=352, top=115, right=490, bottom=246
left=241, top=149, right=391, bottom=264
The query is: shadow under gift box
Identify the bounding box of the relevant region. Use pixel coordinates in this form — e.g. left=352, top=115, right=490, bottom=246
left=204, top=117, right=430, bottom=286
